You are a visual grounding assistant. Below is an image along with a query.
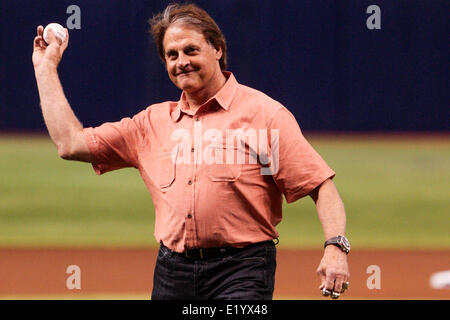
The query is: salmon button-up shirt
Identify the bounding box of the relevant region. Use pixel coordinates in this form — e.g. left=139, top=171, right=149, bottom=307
left=82, top=72, right=335, bottom=253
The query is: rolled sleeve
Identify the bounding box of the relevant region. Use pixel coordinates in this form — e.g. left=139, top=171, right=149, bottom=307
left=270, top=107, right=335, bottom=203
left=82, top=114, right=145, bottom=175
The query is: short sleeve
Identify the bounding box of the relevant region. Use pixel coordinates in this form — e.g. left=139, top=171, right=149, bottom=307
left=82, top=112, right=146, bottom=175
left=270, top=107, right=335, bottom=203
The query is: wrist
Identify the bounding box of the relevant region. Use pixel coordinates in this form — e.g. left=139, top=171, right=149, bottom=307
left=34, top=61, right=58, bottom=75
left=324, top=244, right=345, bottom=254
left=324, top=235, right=350, bottom=254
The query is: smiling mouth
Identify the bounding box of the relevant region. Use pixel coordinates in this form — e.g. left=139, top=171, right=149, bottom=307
left=176, top=69, right=197, bottom=76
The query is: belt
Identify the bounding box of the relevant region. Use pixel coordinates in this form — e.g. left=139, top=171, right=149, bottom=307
left=169, top=240, right=275, bottom=260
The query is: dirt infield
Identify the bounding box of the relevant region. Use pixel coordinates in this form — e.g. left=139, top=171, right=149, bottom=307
left=0, top=248, right=448, bottom=299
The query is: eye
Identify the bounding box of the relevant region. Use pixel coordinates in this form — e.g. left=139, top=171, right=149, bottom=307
left=185, top=47, right=198, bottom=55
left=166, top=50, right=177, bottom=60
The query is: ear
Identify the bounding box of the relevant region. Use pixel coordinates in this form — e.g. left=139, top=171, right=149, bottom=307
left=215, top=46, right=223, bottom=61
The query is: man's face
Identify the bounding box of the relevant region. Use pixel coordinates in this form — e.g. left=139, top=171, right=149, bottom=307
left=163, top=24, right=222, bottom=94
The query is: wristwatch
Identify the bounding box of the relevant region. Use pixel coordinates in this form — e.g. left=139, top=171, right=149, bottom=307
left=324, top=235, right=351, bottom=254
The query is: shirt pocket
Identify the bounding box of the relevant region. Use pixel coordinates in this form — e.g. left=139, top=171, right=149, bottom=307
left=156, top=144, right=179, bottom=189
left=206, top=144, right=241, bottom=182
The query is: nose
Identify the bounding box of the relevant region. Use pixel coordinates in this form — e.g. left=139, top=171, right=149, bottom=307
left=177, top=52, right=190, bottom=69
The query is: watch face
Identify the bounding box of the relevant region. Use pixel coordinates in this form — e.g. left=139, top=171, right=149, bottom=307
left=338, top=236, right=351, bottom=252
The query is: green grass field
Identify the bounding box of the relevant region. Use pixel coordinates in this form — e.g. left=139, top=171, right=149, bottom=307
left=0, top=134, right=448, bottom=249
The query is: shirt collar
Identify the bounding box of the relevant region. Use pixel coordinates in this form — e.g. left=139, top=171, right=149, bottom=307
left=171, top=71, right=238, bottom=122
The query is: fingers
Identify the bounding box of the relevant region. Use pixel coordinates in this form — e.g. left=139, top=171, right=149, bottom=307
left=341, top=281, right=350, bottom=293
left=317, top=266, right=325, bottom=289
left=46, top=28, right=58, bottom=45
left=34, top=26, right=47, bottom=50
left=37, top=25, right=43, bottom=37
left=34, top=35, right=46, bottom=50
left=45, top=27, right=69, bottom=53
left=324, top=272, right=338, bottom=293
left=33, top=25, right=68, bottom=68
left=333, top=275, right=345, bottom=294
left=317, top=265, right=338, bottom=291
left=61, top=28, right=69, bottom=51
left=321, top=287, right=331, bottom=297
left=317, top=265, right=350, bottom=299
left=326, top=271, right=336, bottom=290
left=320, top=276, right=341, bottom=299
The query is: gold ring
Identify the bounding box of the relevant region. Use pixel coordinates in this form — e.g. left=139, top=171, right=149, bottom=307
left=343, top=282, right=350, bottom=289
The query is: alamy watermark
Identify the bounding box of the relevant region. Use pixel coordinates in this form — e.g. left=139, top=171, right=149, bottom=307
left=167, top=124, right=279, bottom=175
left=366, top=5, right=381, bottom=30
left=366, top=264, right=381, bottom=290
left=66, top=5, right=82, bottom=30
left=66, top=265, right=81, bottom=290
left=63, top=4, right=381, bottom=31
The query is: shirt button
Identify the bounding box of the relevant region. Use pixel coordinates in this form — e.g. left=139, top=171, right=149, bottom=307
left=187, top=214, right=192, bottom=219
left=188, top=180, right=193, bottom=185
left=195, top=117, right=200, bottom=121
left=191, top=147, right=195, bottom=152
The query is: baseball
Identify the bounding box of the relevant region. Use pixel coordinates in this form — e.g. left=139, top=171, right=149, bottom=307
left=43, top=23, right=67, bottom=44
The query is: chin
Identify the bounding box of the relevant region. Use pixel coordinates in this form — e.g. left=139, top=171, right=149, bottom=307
left=177, top=80, right=199, bottom=92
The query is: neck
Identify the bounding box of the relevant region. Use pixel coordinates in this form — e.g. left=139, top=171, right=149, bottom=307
left=185, top=71, right=226, bottom=111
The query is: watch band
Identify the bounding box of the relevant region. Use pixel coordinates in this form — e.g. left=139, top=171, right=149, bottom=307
left=324, top=235, right=350, bottom=254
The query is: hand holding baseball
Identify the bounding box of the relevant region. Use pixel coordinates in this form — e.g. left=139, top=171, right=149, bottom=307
left=33, top=24, right=69, bottom=70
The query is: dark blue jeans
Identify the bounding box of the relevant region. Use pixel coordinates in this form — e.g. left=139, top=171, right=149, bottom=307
left=151, top=241, right=277, bottom=300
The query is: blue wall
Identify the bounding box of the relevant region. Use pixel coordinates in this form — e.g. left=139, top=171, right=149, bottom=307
left=0, top=0, right=448, bottom=131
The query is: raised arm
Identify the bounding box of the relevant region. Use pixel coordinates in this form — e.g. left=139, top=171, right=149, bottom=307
left=32, top=25, right=91, bottom=162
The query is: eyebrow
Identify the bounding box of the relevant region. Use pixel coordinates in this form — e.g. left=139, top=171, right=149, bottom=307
left=165, top=44, right=201, bottom=56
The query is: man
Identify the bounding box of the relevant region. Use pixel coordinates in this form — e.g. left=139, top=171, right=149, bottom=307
left=33, top=3, right=350, bottom=300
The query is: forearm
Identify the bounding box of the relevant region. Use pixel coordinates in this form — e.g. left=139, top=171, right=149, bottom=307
left=312, top=179, right=346, bottom=240
left=312, top=178, right=350, bottom=296
left=34, top=65, right=83, bottom=155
